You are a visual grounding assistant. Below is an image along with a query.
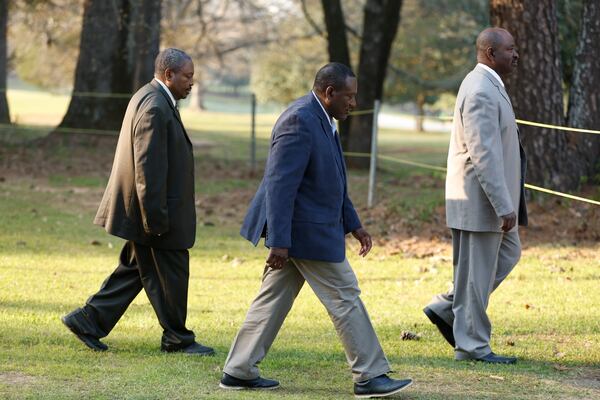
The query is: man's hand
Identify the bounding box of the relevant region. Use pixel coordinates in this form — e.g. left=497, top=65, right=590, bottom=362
left=500, top=211, right=517, bottom=232
left=351, top=227, right=372, bottom=257
left=266, top=247, right=288, bottom=270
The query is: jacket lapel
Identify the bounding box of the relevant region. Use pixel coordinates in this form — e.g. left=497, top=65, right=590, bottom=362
left=309, top=94, right=346, bottom=181
left=151, top=80, right=193, bottom=147
left=474, top=66, right=514, bottom=110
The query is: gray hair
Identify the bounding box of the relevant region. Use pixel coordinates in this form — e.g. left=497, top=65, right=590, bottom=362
left=154, top=48, right=192, bottom=75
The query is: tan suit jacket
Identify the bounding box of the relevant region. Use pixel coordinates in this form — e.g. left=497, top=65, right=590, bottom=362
left=445, top=65, right=527, bottom=232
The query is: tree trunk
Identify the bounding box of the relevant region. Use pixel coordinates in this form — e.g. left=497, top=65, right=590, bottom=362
left=416, top=92, right=425, bottom=132
left=0, top=0, right=10, bottom=124
left=57, top=0, right=160, bottom=135
left=491, top=0, right=576, bottom=191
left=566, top=0, right=600, bottom=184
left=347, top=0, right=402, bottom=168
left=321, top=0, right=352, bottom=146
left=130, top=0, right=161, bottom=91
left=192, top=80, right=205, bottom=111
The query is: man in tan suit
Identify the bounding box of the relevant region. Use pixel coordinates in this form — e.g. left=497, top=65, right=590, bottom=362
left=424, top=28, right=527, bottom=364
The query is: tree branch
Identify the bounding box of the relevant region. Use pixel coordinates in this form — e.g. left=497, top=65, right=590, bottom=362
left=301, top=0, right=325, bottom=36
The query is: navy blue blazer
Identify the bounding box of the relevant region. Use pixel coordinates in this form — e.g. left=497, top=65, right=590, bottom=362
left=240, top=93, right=362, bottom=262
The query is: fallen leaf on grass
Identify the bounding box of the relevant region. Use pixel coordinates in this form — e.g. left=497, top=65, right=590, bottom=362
left=400, top=331, right=421, bottom=341
left=231, top=258, right=245, bottom=267
left=489, top=375, right=505, bottom=381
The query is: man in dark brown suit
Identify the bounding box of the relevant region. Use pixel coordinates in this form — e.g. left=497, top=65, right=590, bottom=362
left=61, top=48, right=213, bottom=355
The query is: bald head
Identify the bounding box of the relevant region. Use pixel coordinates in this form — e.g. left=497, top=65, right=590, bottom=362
left=477, top=28, right=511, bottom=56
left=476, top=27, right=518, bottom=76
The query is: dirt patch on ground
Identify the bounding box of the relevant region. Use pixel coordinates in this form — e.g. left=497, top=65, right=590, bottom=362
left=565, top=367, right=600, bottom=394
left=0, top=372, right=39, bottom=386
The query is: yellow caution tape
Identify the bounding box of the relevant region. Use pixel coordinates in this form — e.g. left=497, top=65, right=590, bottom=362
left=433, top=115, right=600, bottom=135
left=348, top=109, right=375, bottom=116
left=523, top=183, right=600, bottom=206
left=515, top=119, right=600, bottom=135
left=0, top=123, right=118, bottom=136
left=377, top=154, right=447, bottom=172
left=344, top=151, right=600, bottom=206
left=69, top=91, right=132, bottom=99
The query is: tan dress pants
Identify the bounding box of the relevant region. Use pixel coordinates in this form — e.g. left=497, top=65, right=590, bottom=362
left=223, top=257, right=391, bottom=382
left=427, top=229, right=521, bottom=359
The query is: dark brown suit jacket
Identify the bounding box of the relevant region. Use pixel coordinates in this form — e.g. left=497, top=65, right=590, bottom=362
left=94, top=80, right=196, bottom=249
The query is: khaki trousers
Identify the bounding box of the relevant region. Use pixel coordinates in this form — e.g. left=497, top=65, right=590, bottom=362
left=223, top=257, right=391, bottom=382
left=427, top=229, right=521, bottom=359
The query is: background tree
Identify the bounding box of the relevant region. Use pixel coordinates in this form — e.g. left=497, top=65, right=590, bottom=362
left=346, top=0, right=402, bottom=167
left=9, top=0, right=83, bottom=91
left=491, top=0, right=575, bottom=191
left=386, top=0, right=487, bottom=132
left=57, top=0, right=160, bottom=135
left=0, top=0, right=10, bottom=124
left=162, top=1, right=303, bottom=110
left=303, top=0, right=400, bottom=157
left=566, top=0, right=600, bottom=184
left=315, top=0, right=352, bottom=137
left=251, top=35, right=326, bottom=105
left=558, top=0, right=584, bottom=89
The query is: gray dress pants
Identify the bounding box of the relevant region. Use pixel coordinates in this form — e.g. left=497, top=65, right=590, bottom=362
left=223, top=257, right=391, bottom=382
left=427, top=229, right=521, bottom=359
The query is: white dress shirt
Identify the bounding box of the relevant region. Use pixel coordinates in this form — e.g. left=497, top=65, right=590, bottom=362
left=477, top=63, right=504, bottom=87
left=312, top=91, right=337, bottom=135
left=154, top=77, right=177, bottom=107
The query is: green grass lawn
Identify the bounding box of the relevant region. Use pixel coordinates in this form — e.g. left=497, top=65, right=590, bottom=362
left=1, top=91, right=599, bottom=399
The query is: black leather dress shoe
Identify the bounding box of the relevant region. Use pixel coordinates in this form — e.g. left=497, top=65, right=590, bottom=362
left=423, top=306, right=455, bottom=347
left=61, top=315, right=108, bottom=351
left=161, top=342, right=215, bottom=356
left=354, top=374, right=412, bottom=398
left=219, top=373, right=280, bottom=390
left=475, top=352, right=517, bottom=364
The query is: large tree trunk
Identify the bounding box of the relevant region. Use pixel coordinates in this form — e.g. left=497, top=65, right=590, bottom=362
left=566, top=0, right=600, bottom=184
left=321, top=0, right=352, bottom=146
left=130, top=0, right=161, bottom=91
left=347, top=0, right=402, bottom=168
left=0, top=0, right=10, bottom=124
left=57, top=0, right=160, bottom=136
left=491, top=0, right=576, bottom=191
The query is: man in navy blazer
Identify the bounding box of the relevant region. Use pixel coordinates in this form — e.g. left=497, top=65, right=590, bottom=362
left=220, top=63, right=412, bottom=398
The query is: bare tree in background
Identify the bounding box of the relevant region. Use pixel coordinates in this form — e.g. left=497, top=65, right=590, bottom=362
left=57, top=0, right=160, bottom=135
left=162, top=0, right=299, bottom=110
left=0, top=0, right=10, bottom=124
left=567, top=0, right=600, bottom=185
left=491, top=0, right=576, bottom=191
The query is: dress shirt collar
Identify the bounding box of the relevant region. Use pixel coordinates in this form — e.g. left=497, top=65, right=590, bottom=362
left=154, top=77, right=177, bottom=107
left=477, top=63, right=504, bottom=87
left=312, top=90, right=337, bottom=134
